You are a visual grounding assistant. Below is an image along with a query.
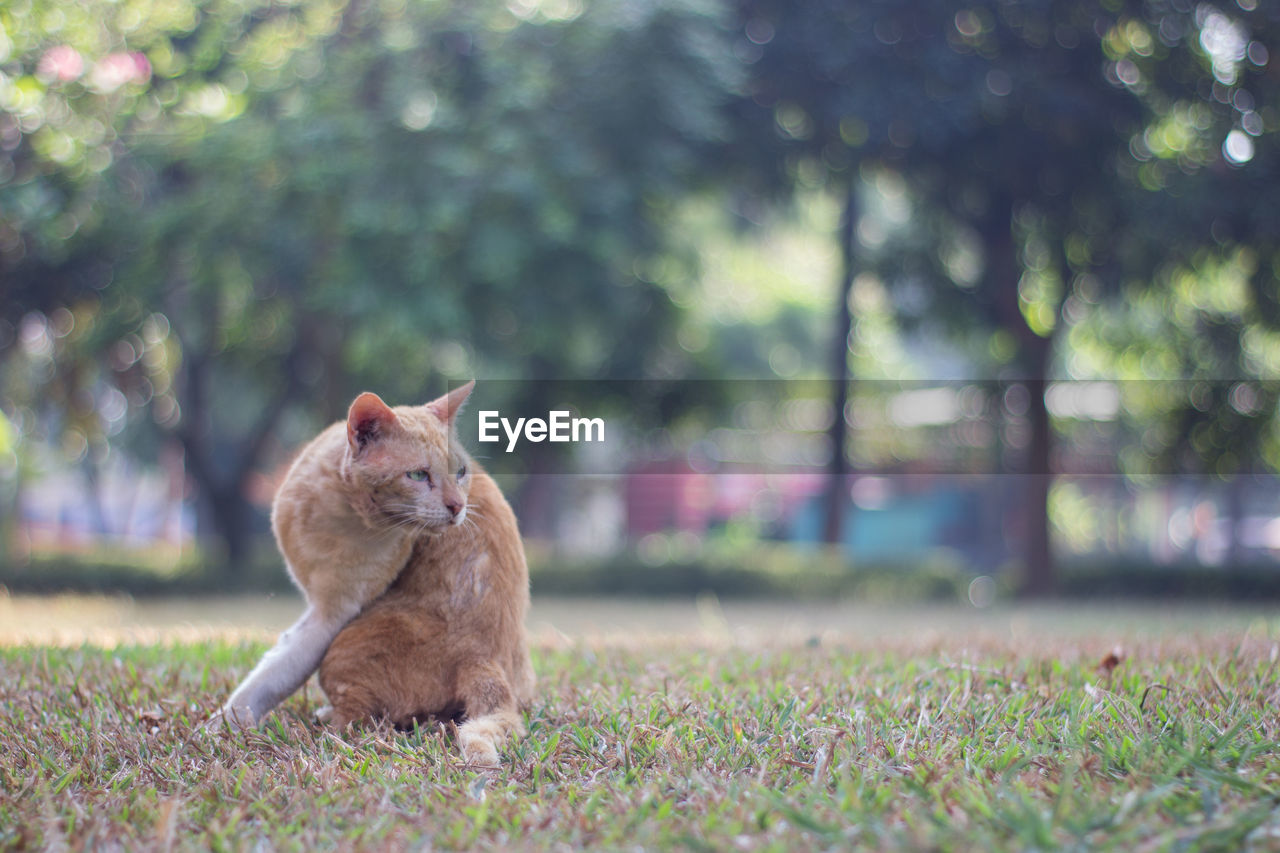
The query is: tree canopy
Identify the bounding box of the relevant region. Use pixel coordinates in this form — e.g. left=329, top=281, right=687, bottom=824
left=3, top=0, right=1279, bottom=587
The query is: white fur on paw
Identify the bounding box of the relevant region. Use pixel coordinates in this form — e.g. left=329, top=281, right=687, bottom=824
left=460, top=735, right=500, bottom=768
left=215, top=703, right=256, bottom=732
left=313, top=705, right=334, bottom=724
left=199, top=706, right=244, bottom=735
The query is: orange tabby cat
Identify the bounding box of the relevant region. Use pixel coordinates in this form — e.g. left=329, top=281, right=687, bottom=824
left=216, top=382, right=533, bottom=766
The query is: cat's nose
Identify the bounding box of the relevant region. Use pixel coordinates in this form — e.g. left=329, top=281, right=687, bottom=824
left=445, top=499, right=462, bottom=518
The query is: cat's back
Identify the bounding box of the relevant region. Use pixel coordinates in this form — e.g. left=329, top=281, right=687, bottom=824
left=464, top=467, right=535, bottom=702
left=471, top=468, right=524, bottom=570
left=272, top=422, right=346, bottom=522
left=279, top=421, right=347, bottom=491
left=270, top=420, right=362, bottom=586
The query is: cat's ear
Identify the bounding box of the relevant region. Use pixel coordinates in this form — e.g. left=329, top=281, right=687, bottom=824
left=426, top=380, right=475, bottom=427
left=347, top=392, right=398, bottom=452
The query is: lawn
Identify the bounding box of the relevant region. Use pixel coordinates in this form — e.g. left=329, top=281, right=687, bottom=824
left=1, top=598, right=1279, bottom=850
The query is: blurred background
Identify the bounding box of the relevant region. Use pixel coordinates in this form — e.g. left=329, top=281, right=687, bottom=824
left=3, top=0, right=1280, bottom=607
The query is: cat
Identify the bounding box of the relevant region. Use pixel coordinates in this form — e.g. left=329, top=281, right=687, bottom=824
left=215, top=381, right=534, bottom=766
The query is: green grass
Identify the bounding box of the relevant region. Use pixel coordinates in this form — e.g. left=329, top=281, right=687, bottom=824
left=2, top=633, right=1279, bottom=851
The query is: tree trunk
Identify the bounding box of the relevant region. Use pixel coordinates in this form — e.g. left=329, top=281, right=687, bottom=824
left=1022, top=337, right=1055, bottom=597
left=205, top=485, right=256, bottom=577
left=81, top=456, right=110, bottom=537
left=1, top=455, right=22, bottom=560
left=983, top=195, right=1058, bottom=596
left=168, top=294, right=311, bottom=582
left=1225, top=473, right=1245, bottom=568
left=823, top=177, right=858, bottom=545
left=509, top=369, right=563, bottom=543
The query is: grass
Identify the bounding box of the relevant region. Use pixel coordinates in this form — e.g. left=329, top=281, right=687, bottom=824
left=2, top=617, right=1280, bottom=850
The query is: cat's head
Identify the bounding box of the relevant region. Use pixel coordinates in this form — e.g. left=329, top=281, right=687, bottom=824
left=341, top=381, right=475, bottom=532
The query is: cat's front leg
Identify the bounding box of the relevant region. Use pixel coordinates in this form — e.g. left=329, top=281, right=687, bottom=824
left=217, top=603, right=356, bottom=729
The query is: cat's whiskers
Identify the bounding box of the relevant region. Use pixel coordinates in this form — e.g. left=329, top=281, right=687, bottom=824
left=384, top=509, right=420, bottom=525
left=381, top=506, right=432, bottom=535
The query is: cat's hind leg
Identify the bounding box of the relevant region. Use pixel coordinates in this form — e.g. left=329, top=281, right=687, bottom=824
left=318, top=607, right=450, bottom=730
left=318, top=633, right=392, bottom=730
left=455, top=661, right=525, bottom=767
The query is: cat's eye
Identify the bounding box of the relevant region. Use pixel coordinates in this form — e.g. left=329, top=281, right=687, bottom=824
left=456, top=465, right=467, bottom=480
left=406, top=469, right=432, bottom=485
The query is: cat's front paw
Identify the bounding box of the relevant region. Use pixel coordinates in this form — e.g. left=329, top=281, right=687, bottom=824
left=203, top=702, right=256, bottom=733
left=313, top=705, right=334, bottom=724
left=459, top=732, right=500, bottom=768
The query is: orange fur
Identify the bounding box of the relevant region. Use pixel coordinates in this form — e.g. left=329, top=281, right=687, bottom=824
left=217, top=382, right=533, bottom=766
left=318, top=470, right=535, bottom=765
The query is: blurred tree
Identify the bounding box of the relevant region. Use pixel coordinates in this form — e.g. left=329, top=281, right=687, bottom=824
left=731, top=0, right=1025, bottom=546
left=735, top=0, right=1131, bottom=587
left=0, top=0, right=344, bottom=325
left=0, top=0, right=341, bottom=558
left=10, top=0, right=1277, bottom=579
left=64, top=0, right=766, bottom=567
left=1059, top=4, right=1280, bottom=565
left=735, top=0, right=1280, bottom=590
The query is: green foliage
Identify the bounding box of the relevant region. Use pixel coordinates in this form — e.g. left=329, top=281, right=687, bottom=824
left=5, top=0, right=1280, bottom=585
left=1058, top=559, right=1280, bottom=600
left=531, top=543, right=971, bottom=600
left=14, top=546, right=1280, bottom=602
left=5, top=0, right=773, bottom=561
left=0, top=548, right=289, bottom=595
left=0, top=0, right=334, bottom=310
left=736, top=0, right=1280, bottom=591
left=0, top=544, right=970, bottom=600
left=103, top=0, right=757, bottom=391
